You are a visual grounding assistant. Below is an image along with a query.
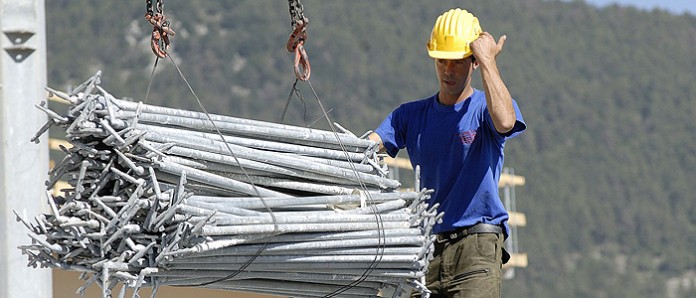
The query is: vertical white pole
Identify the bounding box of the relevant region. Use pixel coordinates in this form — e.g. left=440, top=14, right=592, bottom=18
left=0, top=0, right=51, bottom=297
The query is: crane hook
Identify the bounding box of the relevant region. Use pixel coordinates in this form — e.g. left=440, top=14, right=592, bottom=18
left=145, top=12, right=175, bottom=58
left=286, top=20, right=311, bottom=81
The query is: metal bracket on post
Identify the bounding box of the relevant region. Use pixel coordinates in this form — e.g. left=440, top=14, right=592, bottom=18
left=1, top=1, right=50, bottom=297
left=3, top=30, right=35, bottom=63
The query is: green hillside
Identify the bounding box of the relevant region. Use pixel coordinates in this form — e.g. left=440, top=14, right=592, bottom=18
left=45, top=0, right=696, bottom=297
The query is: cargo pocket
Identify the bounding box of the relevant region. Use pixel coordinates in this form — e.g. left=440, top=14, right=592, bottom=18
left=450, top=268, right=490, bottom=286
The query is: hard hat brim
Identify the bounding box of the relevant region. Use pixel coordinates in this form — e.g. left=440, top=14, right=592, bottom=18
left=427, top=50, right=473, bottom=60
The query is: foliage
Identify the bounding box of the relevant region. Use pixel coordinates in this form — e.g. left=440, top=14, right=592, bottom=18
left=46, top=0, right=696, bottom=297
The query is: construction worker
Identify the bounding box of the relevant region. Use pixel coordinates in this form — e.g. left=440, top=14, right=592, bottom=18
left=369, top=8, right=526, bottom=298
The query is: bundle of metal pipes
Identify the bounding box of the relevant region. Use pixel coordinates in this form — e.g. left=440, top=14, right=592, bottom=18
left=16, top=72, right=441, bottom=298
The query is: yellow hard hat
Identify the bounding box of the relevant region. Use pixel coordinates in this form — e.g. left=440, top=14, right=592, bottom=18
left=427, top=8, right=482, bottom=59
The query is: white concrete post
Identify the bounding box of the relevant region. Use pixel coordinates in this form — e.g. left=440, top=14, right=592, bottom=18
left=0, top=0, right=51, bottom=297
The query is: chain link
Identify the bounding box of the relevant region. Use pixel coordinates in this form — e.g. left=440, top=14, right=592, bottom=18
left=146, top=0, right=153, bottom=15
left=288, top=0, right=308, bottom=28
left=146, top=0, right=164, bottom=16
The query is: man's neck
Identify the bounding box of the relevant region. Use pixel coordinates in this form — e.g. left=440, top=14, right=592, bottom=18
left=438, top=87, right=474, bottom=106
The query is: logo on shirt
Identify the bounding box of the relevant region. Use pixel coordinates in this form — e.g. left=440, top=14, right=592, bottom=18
left=458, top=130, right=476, bottom=145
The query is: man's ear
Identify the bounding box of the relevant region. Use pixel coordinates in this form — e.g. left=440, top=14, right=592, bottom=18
left=473, top=60, right=480, bottom=70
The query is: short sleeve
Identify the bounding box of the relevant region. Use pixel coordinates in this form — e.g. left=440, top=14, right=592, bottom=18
left=374, top=107, right=407, bottom=158
left=484, top=99, right=526, bottom=140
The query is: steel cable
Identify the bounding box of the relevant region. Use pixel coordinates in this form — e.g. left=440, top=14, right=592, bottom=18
left=163, top=54, right=281, bottom=287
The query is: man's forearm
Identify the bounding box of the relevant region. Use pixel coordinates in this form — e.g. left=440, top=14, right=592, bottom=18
left=479, top=61, right=516, bottom=133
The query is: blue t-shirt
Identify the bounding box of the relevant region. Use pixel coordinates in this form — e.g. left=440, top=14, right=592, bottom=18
left=375, top=89, right=526, bottom=237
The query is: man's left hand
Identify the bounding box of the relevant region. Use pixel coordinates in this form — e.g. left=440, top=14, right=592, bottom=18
left=471, top=32, right=506, bottom=65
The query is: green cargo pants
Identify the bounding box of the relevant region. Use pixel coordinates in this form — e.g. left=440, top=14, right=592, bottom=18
left=413, top=233, right=504, bottom=298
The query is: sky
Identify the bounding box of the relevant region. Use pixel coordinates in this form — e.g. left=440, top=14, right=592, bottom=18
left=583, top=0, right=696, bottom=15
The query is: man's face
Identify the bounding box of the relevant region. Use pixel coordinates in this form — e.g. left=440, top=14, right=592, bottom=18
left=435, top=57, right=475, bottom=99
